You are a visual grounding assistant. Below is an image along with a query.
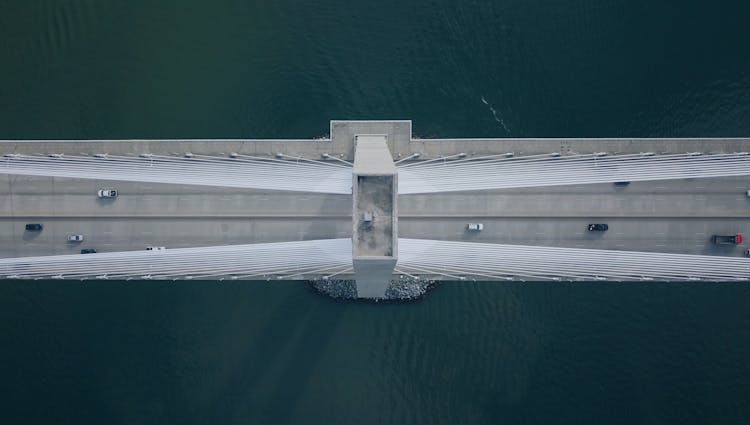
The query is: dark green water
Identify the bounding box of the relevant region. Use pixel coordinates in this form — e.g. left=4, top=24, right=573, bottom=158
left=1, top=1, right=750, bottom=424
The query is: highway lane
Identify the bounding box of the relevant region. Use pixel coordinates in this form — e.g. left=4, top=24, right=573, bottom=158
left=0, top=217, right=352, bottom=258
left=398, top=217, right=749, bottom=255
left=2, top=174, right=749, bottom=258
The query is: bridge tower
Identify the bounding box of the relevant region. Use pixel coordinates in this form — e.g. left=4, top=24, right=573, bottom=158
left=351, top=135, right=398, bottom=298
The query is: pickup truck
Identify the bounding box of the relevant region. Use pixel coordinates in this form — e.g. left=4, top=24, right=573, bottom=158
left=711, top=234, right=743, bottom=245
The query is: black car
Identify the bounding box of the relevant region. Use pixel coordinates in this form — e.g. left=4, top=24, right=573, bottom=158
left=80, top=249, right=97, bottom=254
left=588, top=224, right=609, bottom=231
left=613, top=181, right=630, bottom=187
left=25, top=223, right=43, bottom=231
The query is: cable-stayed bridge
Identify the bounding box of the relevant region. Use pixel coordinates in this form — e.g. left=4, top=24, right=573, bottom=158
left=1, top=121, right=749, bottom=298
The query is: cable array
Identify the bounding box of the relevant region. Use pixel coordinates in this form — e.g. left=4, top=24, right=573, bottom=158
left=398, top=152, right=750, bottom=194
left=2, top=153, right=352, bottom=194
left=398, top=239, right=750, bottom=282
left=0, top=239, right=352, bottom=280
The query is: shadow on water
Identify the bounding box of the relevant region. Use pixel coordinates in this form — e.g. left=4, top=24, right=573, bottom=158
left=199, top=291, right=348, bottom=425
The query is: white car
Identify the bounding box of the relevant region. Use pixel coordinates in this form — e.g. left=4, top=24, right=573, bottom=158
left=97, top=189, right=118, bottom=198
left=67, top=234, right=84, bottom=242
left=467, top=223, right=484, bottom=231
left=146, top=246, right=166, bottom=251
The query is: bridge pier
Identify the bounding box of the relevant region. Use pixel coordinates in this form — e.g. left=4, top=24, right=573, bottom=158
left=351, top=134, right=398, bottom=298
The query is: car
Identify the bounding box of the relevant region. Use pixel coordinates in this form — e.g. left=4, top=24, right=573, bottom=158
left=80, top=249, right=97, bottom=254
left=745, top=248, right=750, bottom=257
left=613, top=181, right=630, bottom=187
left=25, top=223, right=43, bottom=231
left=66, top=234, right=84, bottom=242
left=97, top=189, right=118, bottom=198
left=146, top=246, right=166, bottom=251
left=467, top=223, right=484, bottom=231
left=588, top=224, right=609, bottom=231
left=712, top=234, right=743, bottom=245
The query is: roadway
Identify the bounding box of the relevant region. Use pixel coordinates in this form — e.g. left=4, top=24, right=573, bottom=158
left=1, top=173, right=748, bottom=258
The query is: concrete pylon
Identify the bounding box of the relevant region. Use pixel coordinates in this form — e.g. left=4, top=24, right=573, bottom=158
left=351, top=135, right=398, bottom=298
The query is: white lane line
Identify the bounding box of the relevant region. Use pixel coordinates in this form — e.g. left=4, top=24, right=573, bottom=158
left=655, top=244, right=666, bottom=247
left=696, top=186, right=705, bottom=189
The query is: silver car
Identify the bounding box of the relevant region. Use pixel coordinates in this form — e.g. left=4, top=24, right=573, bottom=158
left=97, top=189, right=118, bottom=198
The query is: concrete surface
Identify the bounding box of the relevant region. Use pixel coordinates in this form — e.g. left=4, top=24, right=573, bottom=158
left=1, top=120, right=749, bottom=286
left=2, top=174, right=747, bottom=258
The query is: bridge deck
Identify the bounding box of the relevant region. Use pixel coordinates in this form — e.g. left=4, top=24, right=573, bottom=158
left=1, top=174, right=748, bottom=260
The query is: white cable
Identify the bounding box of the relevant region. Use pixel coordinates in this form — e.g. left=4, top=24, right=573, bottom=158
left=398, top=239, right=750, bottom=282
left=2, top=154, right=352, bottom=194
left=0, top=239, right=352, bottom=280
left=398, top=152, right=750, bottom=194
